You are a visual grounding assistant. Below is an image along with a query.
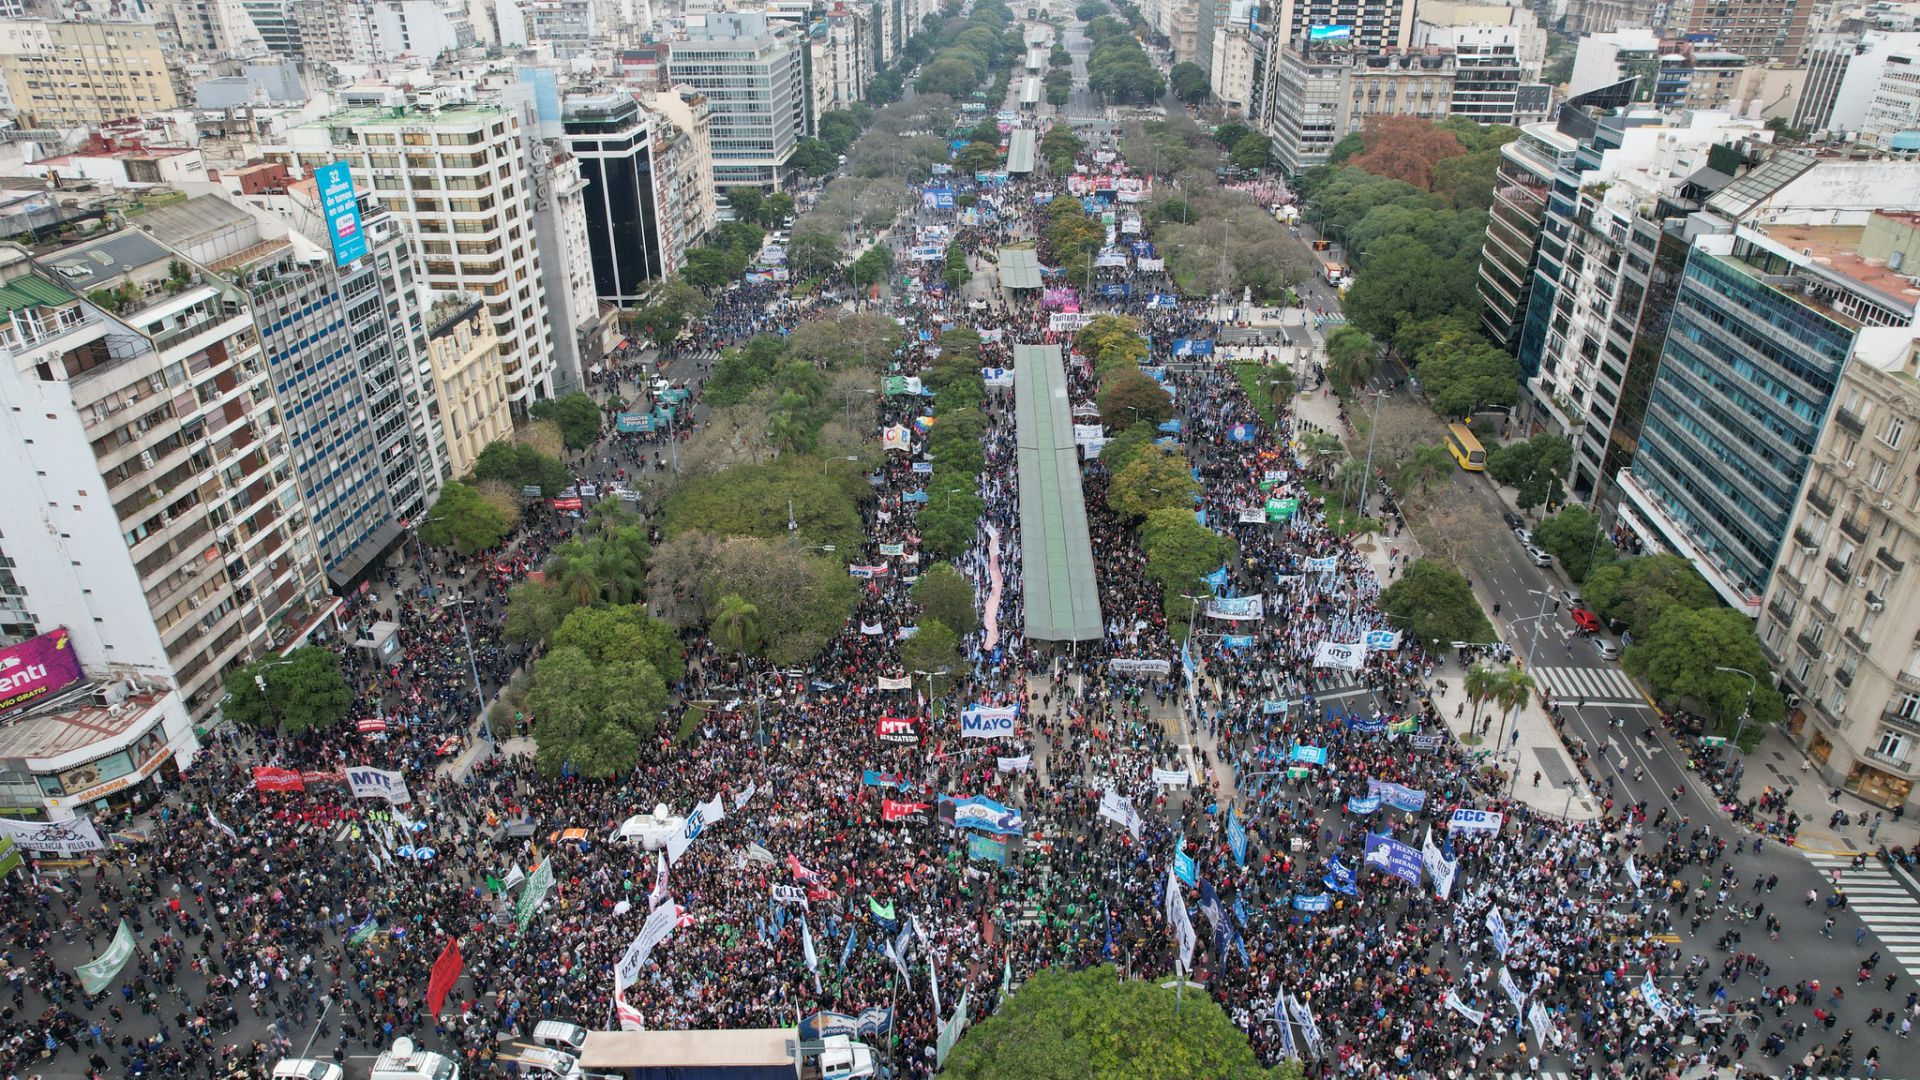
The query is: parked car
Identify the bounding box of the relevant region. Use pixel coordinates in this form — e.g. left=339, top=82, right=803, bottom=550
left=1502, top=511, right=1524, bottom=531
left=1593, top=637, right=1621, bottom=661
left=1515, top=528, right=1533, bottom=546
left=1525, top=545, right=1552, bottom=567
left=1570, top=607, right=1602, bottom=633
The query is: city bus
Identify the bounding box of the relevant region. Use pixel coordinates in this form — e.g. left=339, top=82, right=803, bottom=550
left=1444, top=423, right=1486, bottom=471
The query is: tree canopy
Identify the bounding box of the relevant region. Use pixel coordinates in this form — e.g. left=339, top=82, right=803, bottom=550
left=1378, top=558, right=1494, bottom=651
left=1485, top=433, right=1572, bottom=512
left=222, top=647, right=353, bottom=735
left=1532, top=505, right=1612, bottom=582
left=1581, top=553, right=1718, bottom=641
left=1625, top=605, right=1783, bottom=746
left=529, top=393, right=603, bottom=451
left=419, top=481, right=516, bottom=555
left=943, top=965, right=1292, bottom=1080
left=1108, top=444, right=1201, bottom=520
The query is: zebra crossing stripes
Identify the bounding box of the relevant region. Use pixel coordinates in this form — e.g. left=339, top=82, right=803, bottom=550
left=1804, top=852, right=1920, bottom=975
left=1529, top=665, right=1647, bottom=706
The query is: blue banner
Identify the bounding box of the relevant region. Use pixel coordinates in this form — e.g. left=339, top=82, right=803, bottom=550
left=1171, top=338, right=1215, bottom=357
left=1293, top=893, right=1333, bottom=912
left=862, top=770, right=911, bottom=790
left=1227, top=810, right=1248, bottom=867
left=1345, top=794, right=1382, bottom=815
left=1368, top=779, right=1429, bottom=812
left=1173, top=837, right=1197, bottom=886
left=1147, top=294, right=1178, bottom=309
left=1223, top=635, right=1254, bottom=648
left=1323, top=859, right=1356, bottom=895
left=1363, top=832, right=1424, bottom=886
left=800, top=1007, right=893, bottom=1040
left=1098, top=282, right=1130, bottom=298
left=1262, top=699, right=1289, bottom=715
left=314, top=161, right=368, bottom=266
left=1227, top=422, right=1257, bottom=443
left=1289, top=744, right=1329, bottom=766
left=968, top=834, right=1009, bottom=867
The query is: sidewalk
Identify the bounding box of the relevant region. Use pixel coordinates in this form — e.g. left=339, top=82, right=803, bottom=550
left=1288, top=374, right=1417, bottom=592
left=1425, top=659, right=1604, bottom=822
left=1738, top=722, right=1920, bottom=856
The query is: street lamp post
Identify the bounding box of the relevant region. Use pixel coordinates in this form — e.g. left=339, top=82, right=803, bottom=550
left=1357, top=389, right=1384, bottom=517
left=1713, top=665, right=1758, bottom=772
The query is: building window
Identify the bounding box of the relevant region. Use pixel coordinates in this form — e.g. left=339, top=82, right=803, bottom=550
left=1876, top=728, right=1909, bottom=764
left=1883, top=415, right=1908, bottom=450
left=1869, top=456, right=1891, bottom=491
left=1897, top=692, right=1920, bottom=721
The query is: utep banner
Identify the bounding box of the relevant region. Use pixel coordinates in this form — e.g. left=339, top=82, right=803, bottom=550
left=1312, top=641, right=1366, bottom=671
left=345, top=766, right=412, bottom=805
left=959, top=703, right=1018, bottom=739
left=1363, top=833, right=1424, bottom=886
left=939, top=795, right=1024, bottom=836
left=1204, top=595, right=1264, bottom=621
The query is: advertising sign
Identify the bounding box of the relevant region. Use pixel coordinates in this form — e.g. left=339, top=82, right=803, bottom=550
left=314, top=162, right=368, bottom=267
left=0, top=627, right=83, bottom=716
left=1308, top=23, right=1353, bottom=40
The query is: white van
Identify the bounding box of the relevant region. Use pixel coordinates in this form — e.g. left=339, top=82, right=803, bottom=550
left=273, top=1060, right=344, bottom=1080
left=610, top=804, right=686, bottom=849
left=533, top=1021, right=589, bottom=1053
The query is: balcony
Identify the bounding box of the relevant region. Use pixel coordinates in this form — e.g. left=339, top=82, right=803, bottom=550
left=1826, top=556, right=1855, bottom=582
left=1837, top=666, right=1854, bottom=687
left=1885, top=708, right=1920, bottom=736
left=1768, top=596, right=1795, bottom=623
left=1865, top=747, right=1912, bottom=772
left=1807, top=488, right=1835, bottom=516
left=1794, top=525, right=1818, bottom=550
left=1841, top=516, right=1868, bottom=544
left=1835, top=408, right=1865, bottom=437
left=1846, top=625, right=1873, bottom=651
left=1798, top=629, right=1825, bottom=655
left=1878, top=546, right=1905, bottom=572
left=1902, top=671, right=1920, bottom=693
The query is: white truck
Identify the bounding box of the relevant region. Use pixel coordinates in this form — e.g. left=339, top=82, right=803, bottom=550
left=369, top=1038, right=460, bottom=1080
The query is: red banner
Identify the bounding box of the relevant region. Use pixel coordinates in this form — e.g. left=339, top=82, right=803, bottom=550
left=551, top=497, right=583, bottom=511
left=426, top=937, right=464, bottom=1018
left=252, top=767, right=304, bottom=792
left=356, top=718, right=388, bottom=734
left=882, top=798, right=932, bottom=823
left=876, top=717, right=920, bottom=745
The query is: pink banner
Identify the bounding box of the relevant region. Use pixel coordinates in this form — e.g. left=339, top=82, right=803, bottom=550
left=0, top=627, right=83, bottom=716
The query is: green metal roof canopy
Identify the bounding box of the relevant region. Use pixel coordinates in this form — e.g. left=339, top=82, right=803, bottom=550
left=999, top=248, right=1043, bottom=290
left=1007, top=128, right=1037, bottom=174
left=1013, top=343, right=1104, bottom=642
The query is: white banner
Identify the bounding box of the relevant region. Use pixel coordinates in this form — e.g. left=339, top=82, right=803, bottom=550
left=1204, top=595, right=1264, bottom=621
left=1421, top=827, right=1456, bottom=900
left=960, top=704, right=1018, bottom=739
left=1624, top=854, right=1641, bottom=888
left=345, top=766, right=412, bottom=805
left=735, top=781, right=757, bottom=811
left=1072, top=424, right=1105, bottom=447
left=1137, top=257, right=1165, bottom=271
left=772, top=884, right=810, bottom=909
left=0, top=815, right=103, bottom=854
left=877, top=676, right=912, bottom=691
left=1443, top=988, right=1486, bottom=1027
left=1237, top=508, right=1267, bottom=524
left=1499, top=965, right=1526, bottom=1017
left=1108, top=658, right=1171, bottom=676
left=1049, top=312, right=1094, bottom=331
left=1151, top=768, right=1190, bottom=788
left=1099, top=790, right=1143, bottom=838
left=997, top=755, right=1032, bottom=772
left=1312, top=640, right=1366, bottom=671
left=615, top=900, right=681, bottom=992
left=667, top=795, right=727, bottom=864
left=1447, top=808, right=1504, bottom=834
left=860, top=622, right=885, bottom=635
left=1528, top=999, right=1555, bottom=1048
left=1165, top=863, right=1196, bottom=973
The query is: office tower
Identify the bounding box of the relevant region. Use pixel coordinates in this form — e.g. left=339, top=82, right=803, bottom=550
left=140, top=192, right=449, bottom=588
left=1263, top=0, right=1417, bottom=54
left=1619, top=206, right=1920, bottom=611
left=1476, top=122, right=1577, bottom=352
left=0, top=230, right=333, bottom=727
left=1664, top=0, right=1812, bottom=64
left=266, top=90, right=559, bottom=404
left=564, top=91, right=669, bottom=303
left=668, top=12, right=807, bottom=191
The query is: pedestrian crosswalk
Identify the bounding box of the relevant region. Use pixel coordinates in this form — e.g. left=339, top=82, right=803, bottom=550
left=1529, top=665, right=1647, bottom=707
left=1805, top=851, right=1920, bottom=976
left=1313, top=312, right=1348, bottom=327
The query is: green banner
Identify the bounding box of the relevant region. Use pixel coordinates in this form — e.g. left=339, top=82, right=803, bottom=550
left=935, top=989, right=972, bottom=1069
left=868, top=896, right=896, bottom=922
left=514, top=859, right=555, bottom=934
left=77, top=919, right=135, bottom=996
left=1265, top=497, right=1298, bottom=522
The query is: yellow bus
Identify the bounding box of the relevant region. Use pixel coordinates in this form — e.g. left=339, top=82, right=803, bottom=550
left=1445, top=423, right=1486, bottom=471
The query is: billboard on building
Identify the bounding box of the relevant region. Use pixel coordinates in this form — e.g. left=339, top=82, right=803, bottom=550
left=314, top=162, right=368, bottom=267
left=1308, top=24, right=1353, bottom=40
left=0, top=627, right=83, bottom=717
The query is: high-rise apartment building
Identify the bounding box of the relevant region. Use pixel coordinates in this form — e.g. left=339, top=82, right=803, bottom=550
left=1759, top=327, right=1920, bottom=813
left=653, top=87, right=720, bottom=268
left=265, top=91, right=559, bottom=405
left=1664, top=0, right=1812, bottom=64
left=1796, top=32, right=1920, bottom=138
left=1476, top=121, right=1577, bottom=352
left=668, top=12, right=807, bottom=190
left=0, top=22, right=179, bottom=130
left=140, top=194, right=449, bottom=588
left=816, top=3, right=873, bottom=111
left=1262, top=0, right=1416, bottom=54
left=0, top=231, right=334, bottom=725
left=1618, top=207, right=1920, bottom=612
left=525, top=0, right=596, bottom=58
left=1266, top=46, right=1460, bottom=172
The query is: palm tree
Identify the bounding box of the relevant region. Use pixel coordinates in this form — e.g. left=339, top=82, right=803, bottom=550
left=1324, top=326, right=1377, bottom=394
left=548, top=547, right=600, bottom=610
left=1464, top=663, right=1501, bottom=737
left=1398, top=443, right=1456, bottom=499
left=1300, top=431, right=1344, bottom=460
left=1491, top=666, right=1536, bottom=751
left=711, top=593, right=762, bottom=655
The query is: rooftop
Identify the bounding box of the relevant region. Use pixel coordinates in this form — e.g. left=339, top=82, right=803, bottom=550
left=36, top=231, right=177, bottom=293
left=315, top=104, right=507, bottom=127
left=0, top=687, right=170, bottom=764
left=1755, top=222, right=1920, bottom=303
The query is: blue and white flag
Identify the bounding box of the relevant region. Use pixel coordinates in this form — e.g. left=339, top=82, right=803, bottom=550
left=1275, top=992, right=1298, bottom=1059
left=1292, top=893, right=1332, bottom=912
left=1486, top=908, right=1513, bottom=959
left=1173, top=836, right=1197, bottom=886
left=1363, top=832, right=1423, bottom=886
left=1322, top=859, right=1357, bottom=895
left=1226, top=809, right=1248, bottom=867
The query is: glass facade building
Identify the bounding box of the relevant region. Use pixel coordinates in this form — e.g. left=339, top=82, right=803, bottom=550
left=564, top=93, right=665, bottom=305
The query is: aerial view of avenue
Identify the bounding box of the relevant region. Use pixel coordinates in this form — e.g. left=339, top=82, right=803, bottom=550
left=2, top=0, right=1920, bottom=1076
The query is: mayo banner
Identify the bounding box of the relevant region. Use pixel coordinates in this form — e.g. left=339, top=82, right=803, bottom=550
left=345, top=766, right=412, bottom=805
left=959, top=704, right=1019, bottom=739
left=1108, top=658, right=1171, bottom=676
left=1362, top=833, right=1423, bottom=886
left=0, top=627, right=83, bottom=716
left=0, top=814, right=103, bottom=855
left=1204, top=595, right=1264, bottom=621
left=1097, top=789, right=1143, bottom=838
left=1312, top=641, right=1366, bottom=671
left=1151, top=768, right=1190, bottom=787
left=939, top=796, right=1024, bottom=835
left=1448, top=808, right=1505, bottom=834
